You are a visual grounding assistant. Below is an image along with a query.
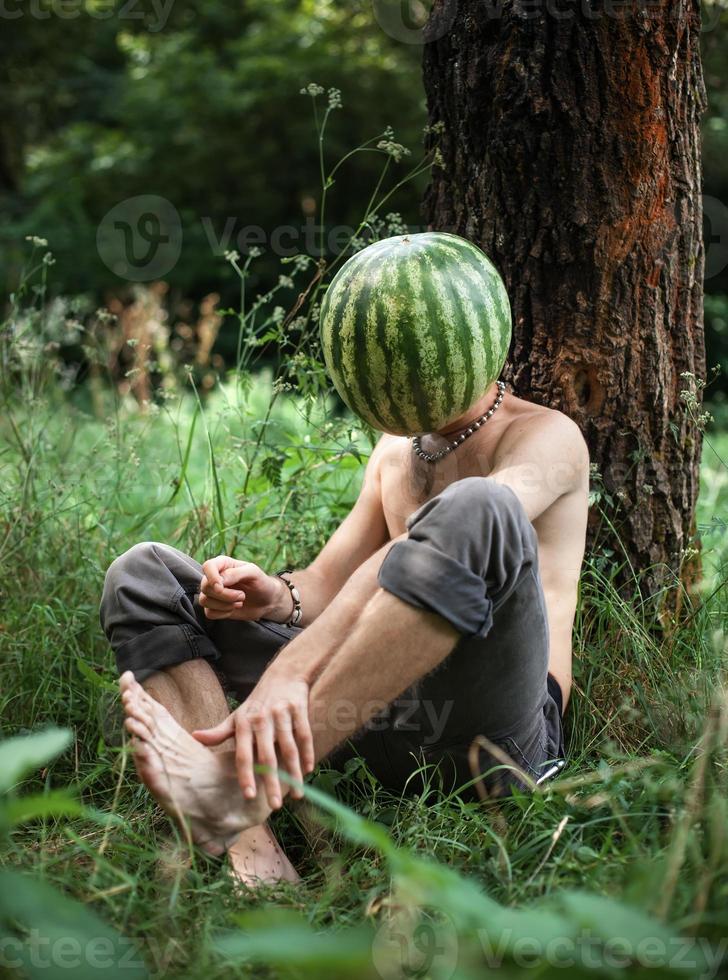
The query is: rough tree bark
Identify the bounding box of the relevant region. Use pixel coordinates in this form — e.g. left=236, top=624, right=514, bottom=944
left=423, top=0, right=707, bottom=614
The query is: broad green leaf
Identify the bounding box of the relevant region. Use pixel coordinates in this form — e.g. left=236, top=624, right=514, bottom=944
left=554, top=890, right=678, bottom=947
left=75, top=656, right=118, bottom=693
left=0, top=729, right=72, bottom=794
left=281, top=773, right=709, bottom=976
left=550, top=891, right=710, bottom=974
left=215, top=910, right=373, bottom=971
left=0, top=871, right=148, bottom=979
left=3, top=791, right=85, bottom=828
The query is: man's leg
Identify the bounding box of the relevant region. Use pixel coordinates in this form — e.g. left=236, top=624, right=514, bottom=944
left=118, top=477, right=563, bottom=839
left=144, top=660, right=299, bottom=883
left=246, top=475, right=557, bottom=795
left=100, top=542, right=300, bottom=884
left=327, top=475, right=563, bottom=797
left=116, top=596, right=459, bottom=849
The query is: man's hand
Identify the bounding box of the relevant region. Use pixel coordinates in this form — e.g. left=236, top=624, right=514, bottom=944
left=198, top=555, right=288, bottom=622
left=192, top=667, right=314, bottom=809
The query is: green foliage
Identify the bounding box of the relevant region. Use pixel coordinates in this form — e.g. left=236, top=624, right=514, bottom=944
left=1, top=30, right=728, bottom=973
left=705, top=294, right=728, bottom=409
left=2, top=0, right=728, bottom=397
left=0, top=730, right=148, bottom=979
left=701, top=3, right=728, bottom=394
left=0, top=0, right=426, bottom=309
left=703, top=5, right=728, bottom=206
left=0, top=872, right=149, bottom=980
left=0, top=728, right=73, bottom=798
left=1, top=308, right=727, bottom=974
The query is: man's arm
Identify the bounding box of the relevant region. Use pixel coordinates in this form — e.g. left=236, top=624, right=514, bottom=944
left=196, top=412, right=591, bottom=799
left=488, top=409, right=590, bottom=708
left=487, top=410, right=590, bottom=521
left=259, top=435, right=392, bottom=625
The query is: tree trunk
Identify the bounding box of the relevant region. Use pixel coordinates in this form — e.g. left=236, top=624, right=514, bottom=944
left=423, top=0, right=707, bottom=614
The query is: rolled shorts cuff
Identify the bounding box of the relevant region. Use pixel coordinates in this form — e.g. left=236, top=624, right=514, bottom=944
left=114, top=624, right=220, bottom=683
left=378, top=539, right=494, bottom=639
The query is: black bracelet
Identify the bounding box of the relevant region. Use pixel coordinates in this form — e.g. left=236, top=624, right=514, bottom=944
left=275, top=568, right=303, bottom=628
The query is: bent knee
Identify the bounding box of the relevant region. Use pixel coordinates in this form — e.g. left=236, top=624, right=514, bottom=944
left=103, top=541, right=163, bottom=592
left=111, top=541, right=162, bottom=570
left=413, top=476, right=536, bottom=556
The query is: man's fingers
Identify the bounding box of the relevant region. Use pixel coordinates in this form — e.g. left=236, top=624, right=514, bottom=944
left=205, top=586, right=246, bottom=603
left=201, top=555, right=245, bottom=596
left=293, top=704, right=316, bottom=776
left=234, top=720, right=256, bottom=800
left=254, top=722, right=281, bottom=810
left=192, top=714, right=235, bottom=746
left=201, top=557, right=226, bottom=594
left=199, top=583, right=246, bottom=604
left=274, top=711, right=304, bottom=799
left=202, top=606, right=232, bottom=620
left=220, top=563, right=258, bottom=588
left=199, top=593, right=244, bottom=612
left=198, top=590, right=247, bottom=619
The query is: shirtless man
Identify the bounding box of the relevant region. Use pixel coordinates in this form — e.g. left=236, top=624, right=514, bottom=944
left=101, top=378, right=590, bottom=884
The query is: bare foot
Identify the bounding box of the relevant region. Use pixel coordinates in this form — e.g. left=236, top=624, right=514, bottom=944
left=119, top=671, right=271, bottom=855
left=227, top=825, right=300, bottom=888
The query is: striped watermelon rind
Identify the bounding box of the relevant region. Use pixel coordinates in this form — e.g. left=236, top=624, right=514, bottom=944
left=319, top=232, right=512, bottom=435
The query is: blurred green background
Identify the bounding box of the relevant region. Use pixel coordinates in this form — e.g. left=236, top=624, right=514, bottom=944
left=1, top=0, right=727, bottom=404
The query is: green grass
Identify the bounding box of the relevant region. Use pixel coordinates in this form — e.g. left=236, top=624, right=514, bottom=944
left=1, top=372, right=727, bottom=979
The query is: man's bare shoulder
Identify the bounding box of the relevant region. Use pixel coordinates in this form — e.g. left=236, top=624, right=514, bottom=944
left=367, top=432, right=408, bottom=470
left=499, top=396, right=589, bottom=464
left=491, top=397, right=590, bottom=514
left=358, top=434, right=406, bottom=500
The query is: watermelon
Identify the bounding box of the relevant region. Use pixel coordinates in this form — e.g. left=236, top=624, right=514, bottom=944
left=319, top=232, right=512, bottom=436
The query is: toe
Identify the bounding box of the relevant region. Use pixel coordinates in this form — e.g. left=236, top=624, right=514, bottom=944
left=119, top=670, right=139, bottom=694
left=123, top=692, right=156, bottom=730
left=121, top=689, right=137, bottom=713
left=137, top=686, right=169, bottom=721
left=125, top=715, right=153, bottom=742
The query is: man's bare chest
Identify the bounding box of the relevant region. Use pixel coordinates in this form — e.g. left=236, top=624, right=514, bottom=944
left=377, top=438, right=571, bottom=577
left=379, top=445, right=497, bottom=538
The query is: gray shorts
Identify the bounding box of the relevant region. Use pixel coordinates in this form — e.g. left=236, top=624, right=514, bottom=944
left=100, top=477, right=566, bottom=799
